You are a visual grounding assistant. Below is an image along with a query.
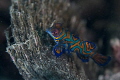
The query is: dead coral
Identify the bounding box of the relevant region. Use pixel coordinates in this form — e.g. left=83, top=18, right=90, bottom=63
left=5, top=0, right=88, bottom=80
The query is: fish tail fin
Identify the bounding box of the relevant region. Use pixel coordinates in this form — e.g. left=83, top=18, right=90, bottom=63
left=92, top=53, right=111, bottom=66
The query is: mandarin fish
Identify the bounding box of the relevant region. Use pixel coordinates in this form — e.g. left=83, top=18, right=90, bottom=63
left=46, top=23, right=111, bottom=66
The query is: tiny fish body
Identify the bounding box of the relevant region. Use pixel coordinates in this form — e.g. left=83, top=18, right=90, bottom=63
left=46, top=23, right=111, bottom=66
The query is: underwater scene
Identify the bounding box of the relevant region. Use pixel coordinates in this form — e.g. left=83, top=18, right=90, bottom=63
left=0, top=0, right=120, bottom=80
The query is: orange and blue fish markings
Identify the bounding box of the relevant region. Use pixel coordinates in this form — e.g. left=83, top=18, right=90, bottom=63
left=46, top=23, right=111, bottom=66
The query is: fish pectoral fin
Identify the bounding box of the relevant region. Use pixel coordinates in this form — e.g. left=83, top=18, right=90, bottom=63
left=53, top=44, right=65, bottom=57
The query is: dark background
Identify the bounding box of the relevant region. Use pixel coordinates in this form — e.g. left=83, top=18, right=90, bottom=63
left=0, top=0, right=23, bottom=80
left=0, top=0, right=120, bottom=80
